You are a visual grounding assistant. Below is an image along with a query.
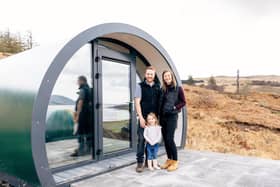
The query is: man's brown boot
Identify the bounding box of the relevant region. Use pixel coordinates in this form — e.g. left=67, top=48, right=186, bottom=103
left=136, top=163, right=144, bottom=173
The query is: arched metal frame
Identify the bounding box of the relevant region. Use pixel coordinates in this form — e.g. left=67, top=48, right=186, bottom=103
left=31, top=23, right=187, bottom=186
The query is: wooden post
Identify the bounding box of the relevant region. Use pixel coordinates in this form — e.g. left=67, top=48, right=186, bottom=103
left=236, top=69, right=240, bottom=94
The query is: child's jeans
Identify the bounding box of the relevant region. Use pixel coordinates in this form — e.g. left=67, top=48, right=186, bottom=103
left=146, top=143, right=159, bottom=160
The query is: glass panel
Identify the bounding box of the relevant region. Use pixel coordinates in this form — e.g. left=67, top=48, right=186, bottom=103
left=102, top=59, right=131, bottom=153
left=45, top=44, right=93, bottom=168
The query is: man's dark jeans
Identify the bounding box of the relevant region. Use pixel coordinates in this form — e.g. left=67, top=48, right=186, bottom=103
left=136, top=122, right=147, bottom=164
left=78, top=134, right=92, bottom=154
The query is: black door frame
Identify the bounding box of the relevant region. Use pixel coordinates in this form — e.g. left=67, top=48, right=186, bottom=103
left=92, top=41, right=137, bottom=161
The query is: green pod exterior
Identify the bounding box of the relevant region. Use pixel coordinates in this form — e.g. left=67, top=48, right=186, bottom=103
left=0, top=90, right=40, bottom=186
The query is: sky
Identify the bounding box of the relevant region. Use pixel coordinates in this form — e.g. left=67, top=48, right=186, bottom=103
left=0, top=0, right=280, bottom=79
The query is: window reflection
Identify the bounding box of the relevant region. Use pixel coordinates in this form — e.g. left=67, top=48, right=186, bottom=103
left=102, top=59, right=131, bottom=153
left=45, top=44, right=93, bottom=168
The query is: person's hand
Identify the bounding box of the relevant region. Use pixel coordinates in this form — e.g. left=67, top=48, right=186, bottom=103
left=139, top=117, right=146, bottom=128
left=74, top=113, right=79, bottom=123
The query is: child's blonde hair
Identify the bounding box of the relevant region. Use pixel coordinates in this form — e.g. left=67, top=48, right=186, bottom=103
left=146, top=112, right=159, bottom=126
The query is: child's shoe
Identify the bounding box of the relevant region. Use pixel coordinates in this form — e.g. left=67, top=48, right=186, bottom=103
left=148, top=160, right=154, bottom=171
left=152, top=160, right=161, bottom=170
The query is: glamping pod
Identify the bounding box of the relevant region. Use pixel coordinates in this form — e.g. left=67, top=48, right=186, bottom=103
left=0, top=23, right=187, bottom=186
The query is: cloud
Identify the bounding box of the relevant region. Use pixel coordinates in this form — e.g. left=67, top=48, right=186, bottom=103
left=228, top=0, right=280, bottom=16
left=1, top=0, right=280, bottom=78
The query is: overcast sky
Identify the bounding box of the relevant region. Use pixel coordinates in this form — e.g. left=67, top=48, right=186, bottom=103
left=1, top=0, right=280, bottom=78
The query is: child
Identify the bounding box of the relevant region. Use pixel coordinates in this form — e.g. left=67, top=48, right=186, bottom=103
left=144, top=113, right=162, bottom=171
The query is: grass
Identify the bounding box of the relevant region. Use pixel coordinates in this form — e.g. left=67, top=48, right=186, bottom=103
left=103, top=120, right=129, bottom=133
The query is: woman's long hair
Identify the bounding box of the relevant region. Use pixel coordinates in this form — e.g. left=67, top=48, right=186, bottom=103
left=162, top=70, right=177, bottom=93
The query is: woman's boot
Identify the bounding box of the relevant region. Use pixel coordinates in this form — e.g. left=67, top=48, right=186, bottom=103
left=160, top=159, right=172, bottom=169
left=167, top=160, right=178, bottom=172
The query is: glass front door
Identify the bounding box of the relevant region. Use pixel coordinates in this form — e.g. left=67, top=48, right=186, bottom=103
left=101, top=59, right=131, bottom=154
left=93, top=43, right=137, bottom=159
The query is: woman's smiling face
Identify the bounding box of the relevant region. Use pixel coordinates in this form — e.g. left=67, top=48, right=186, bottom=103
left=163, top=71, right=172, bottom=85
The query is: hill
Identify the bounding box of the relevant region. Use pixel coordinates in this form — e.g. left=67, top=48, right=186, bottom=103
left=184, top=84, right=280, bottom=160
left=191, top=75, right=280, bottom=95
left=49, top=95, right=75, bottom=105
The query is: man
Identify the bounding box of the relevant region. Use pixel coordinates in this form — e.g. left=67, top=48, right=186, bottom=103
left=134, top=66, right=161, bottom=172
left=71, top=75, right=92, bottom=157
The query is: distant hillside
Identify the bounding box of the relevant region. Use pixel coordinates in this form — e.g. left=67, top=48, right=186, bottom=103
left=184, top=84, right=280, bottom=160
left=49, top=95, right=75, bottom=105
left=185, top=75, right=280, bottom=95
left=194, top=75, right=280, bottom=83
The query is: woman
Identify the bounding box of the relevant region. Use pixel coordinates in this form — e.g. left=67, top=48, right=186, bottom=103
left=160, top=70, right=186, bottom=171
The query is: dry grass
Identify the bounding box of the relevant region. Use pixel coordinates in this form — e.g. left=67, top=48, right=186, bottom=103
left=184, top=84, right=280, bottom=160
left=196, top=75, right=280, bottom=94
left=0, top=52, right=12, bottom=60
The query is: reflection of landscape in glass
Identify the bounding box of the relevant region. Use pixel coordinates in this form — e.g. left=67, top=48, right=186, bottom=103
left=102, top=60, right=130, bottom=104
left=45, top=101, right=131, bottom=164
left=45, top=44, right=93, bottom=168
left=103, top=104, right=130, bottom=138
left=102, top=60, right=131, bottom=153
left=45, top=51, right=134, bottom=166
left=51, top=44, right=92, bottom=101
left=103, top=104, right=130, bottom=153
left=45, top=103, right=130, bottom=141
left=46, top=102, right=95, bottom=168
left=46, top=105, right=75, bottom=142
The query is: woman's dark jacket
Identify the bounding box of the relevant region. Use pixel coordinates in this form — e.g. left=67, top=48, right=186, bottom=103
left=160, top=85, right=186, bottom=116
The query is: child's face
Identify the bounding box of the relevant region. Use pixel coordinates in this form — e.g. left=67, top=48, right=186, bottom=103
left=147, top=115, right=156, bottom=125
